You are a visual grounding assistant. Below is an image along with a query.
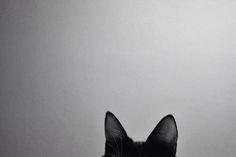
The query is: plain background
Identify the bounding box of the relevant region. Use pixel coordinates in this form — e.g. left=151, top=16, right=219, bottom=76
left=1, top=0, right=236, bottom=157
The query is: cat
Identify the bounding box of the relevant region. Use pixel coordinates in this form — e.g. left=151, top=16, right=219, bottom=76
left=103, top=111, right=178, bottom=157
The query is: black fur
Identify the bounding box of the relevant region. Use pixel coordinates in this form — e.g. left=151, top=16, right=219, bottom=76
left=103, top=111, right=178, bottom=157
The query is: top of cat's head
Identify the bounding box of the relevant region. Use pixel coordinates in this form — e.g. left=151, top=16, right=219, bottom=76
left=103, top=111, right=178, bottom=157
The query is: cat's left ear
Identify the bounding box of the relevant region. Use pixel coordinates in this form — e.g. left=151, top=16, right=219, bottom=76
left=146, top=114, right=178, bottom=153
left=104, top=111, right=127, bottom=141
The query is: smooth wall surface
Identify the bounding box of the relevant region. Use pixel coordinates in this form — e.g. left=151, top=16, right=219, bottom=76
left=1, top=0, right=236, bottom=157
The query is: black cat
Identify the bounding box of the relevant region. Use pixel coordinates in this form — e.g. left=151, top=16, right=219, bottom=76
left=103, top=111, right=178, bottom=157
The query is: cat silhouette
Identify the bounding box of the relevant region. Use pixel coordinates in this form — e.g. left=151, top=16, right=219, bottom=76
left=103, top=111, right=178, bottom=157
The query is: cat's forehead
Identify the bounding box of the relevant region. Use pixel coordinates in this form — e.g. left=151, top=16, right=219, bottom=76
left=130, top=142, right=145, bottom=156
left=104, top=140, right=144, bottom=156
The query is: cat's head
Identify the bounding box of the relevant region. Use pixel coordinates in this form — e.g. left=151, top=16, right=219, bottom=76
left=103, top=111, right=178, bottom=157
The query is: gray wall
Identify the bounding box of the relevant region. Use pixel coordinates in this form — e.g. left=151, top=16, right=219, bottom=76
left=1, top=0, right=236, bottom=157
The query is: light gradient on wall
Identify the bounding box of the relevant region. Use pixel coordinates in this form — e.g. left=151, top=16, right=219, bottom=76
left=1, top=0, right=236, bottom=157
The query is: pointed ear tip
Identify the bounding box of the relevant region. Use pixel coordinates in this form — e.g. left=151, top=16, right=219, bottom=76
left=106, top=111, right=111, bottom=116
left=163, top=114, right=178, bottom=129
left=165, top=114, right=176, bottom=122
left=105, top=111, right=117, bottom=125
left=105, top=111, right=114, bottom=118
left=165, top=114, right=178, bottom=133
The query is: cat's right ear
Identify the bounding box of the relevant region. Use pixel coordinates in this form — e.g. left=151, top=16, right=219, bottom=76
left=105, top=111, right=127, bottom=141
